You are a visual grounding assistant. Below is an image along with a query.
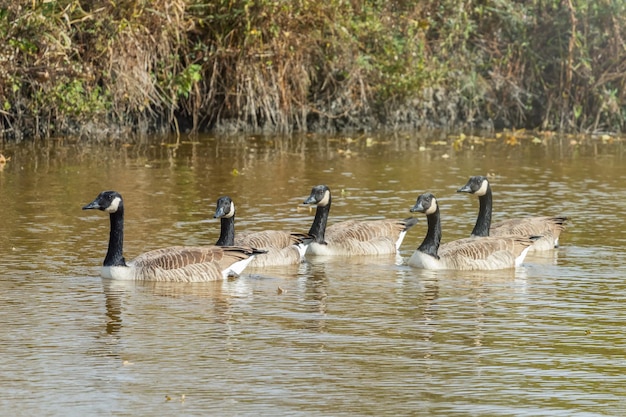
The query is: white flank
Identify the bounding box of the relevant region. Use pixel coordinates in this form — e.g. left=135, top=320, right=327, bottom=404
left=224, top=256, right=256, bottom=278
left=101, top=265, right=136, bottom=280
left=306, top=242, right=336, bottom=256
left=295, top=242, right=309, bottom=259
left=395, top=230, right=408, bottom=251
left=407, top=251, right=441, bottom=270
left=515, top=245, right=532, bottom=267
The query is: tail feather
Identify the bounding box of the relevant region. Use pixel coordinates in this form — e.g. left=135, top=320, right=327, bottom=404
left=402, top=217, right=419, bottom=231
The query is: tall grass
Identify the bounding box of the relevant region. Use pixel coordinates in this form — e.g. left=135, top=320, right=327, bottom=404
left=0, top=0, right=624, bottom=140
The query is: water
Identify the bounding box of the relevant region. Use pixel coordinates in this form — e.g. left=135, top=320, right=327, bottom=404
left=1, top=133, right=625, bottom=416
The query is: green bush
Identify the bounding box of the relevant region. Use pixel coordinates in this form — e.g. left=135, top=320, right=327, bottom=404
left=0, top=0, right=623, bottom=140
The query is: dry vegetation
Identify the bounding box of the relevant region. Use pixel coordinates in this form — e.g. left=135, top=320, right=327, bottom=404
left=0, top=0, right=624, bottom=140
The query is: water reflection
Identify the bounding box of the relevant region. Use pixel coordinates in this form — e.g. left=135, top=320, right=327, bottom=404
left=102, top=280, right=124, bottom=336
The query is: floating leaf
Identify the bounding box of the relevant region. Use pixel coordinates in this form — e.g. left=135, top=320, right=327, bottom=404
left=505, top=135, right=519, bottom=146
left=452, top=137, right=465, bottom=151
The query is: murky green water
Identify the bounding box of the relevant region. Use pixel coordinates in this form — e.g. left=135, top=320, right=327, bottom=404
left=1, top=133, right=625, bottom=416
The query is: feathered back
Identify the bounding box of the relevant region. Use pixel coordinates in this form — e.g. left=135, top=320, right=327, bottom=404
left=234, top=231, right=312, bottom=267
left=235, top=231, right=311, bottom=249
left=319, top=218, right=417, bottom=255
left=437, top=236, right=534, bottom=270
left=128, top=246, right=263, bottom=282
left=491, top=216, right=568, bottom=250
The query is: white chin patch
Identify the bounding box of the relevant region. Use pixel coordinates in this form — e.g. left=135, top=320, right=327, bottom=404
left=225, top=202, right=236, bottom=218
left=425, top=199, right=438, bottom=215
left=318, top=190, right=331, bottom=206
left=105, top=197, right=122, bottom=213
left=475, top=179, right=489, bottom=196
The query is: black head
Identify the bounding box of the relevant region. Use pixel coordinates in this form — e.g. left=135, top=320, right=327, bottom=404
left=214, top=196, right=235, bottom=219
left=457, top=176, right=490, bottom=196
left=82, top=191, right=124, bottom=213
left=410, top=193, right=438, bottom=215
left=303, top=185, right=331, bottom=206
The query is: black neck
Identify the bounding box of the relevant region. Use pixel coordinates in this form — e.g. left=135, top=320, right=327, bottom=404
left=216, top=215, right=236, bottom=246
left=308, top=200, right=330, bottom=244
left=418, top=207, right=442, bottom=259
left=471, top=186, right=493, bottom=237
left=104, top=208, right=126, bottom=267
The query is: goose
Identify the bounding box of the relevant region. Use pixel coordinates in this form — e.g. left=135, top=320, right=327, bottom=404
left=83, top=191, right=264, bottom=282
left=213, top=195, right=312, bottom=267
left=408, top=193, right=535, bottom=270
left=457, top=175, right=567, bottom=251
left=302, top=184, right=419, bottom=256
